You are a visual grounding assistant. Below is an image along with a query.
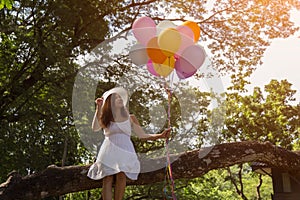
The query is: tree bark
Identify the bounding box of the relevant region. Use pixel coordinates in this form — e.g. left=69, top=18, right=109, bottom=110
left=1, top=141, right=300, bottom=200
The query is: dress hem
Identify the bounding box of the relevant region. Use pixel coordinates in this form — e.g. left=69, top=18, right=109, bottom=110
left=87, top=170, right=138, bottom=181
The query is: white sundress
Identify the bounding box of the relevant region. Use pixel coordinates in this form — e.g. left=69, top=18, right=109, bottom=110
left=87, top=118, right=140, bottom=180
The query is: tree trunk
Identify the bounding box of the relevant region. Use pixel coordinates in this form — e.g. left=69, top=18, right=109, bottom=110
left=1, top=141, right=300, bottom=200
left=257, top=174, right=263, bottom=200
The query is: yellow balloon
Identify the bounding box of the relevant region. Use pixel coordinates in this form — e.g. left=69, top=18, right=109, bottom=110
left=153, top=56, right=175, bottom=77
left=182, top=21, right=200, bottom=42
left=158, top=28, right=181, bottom=57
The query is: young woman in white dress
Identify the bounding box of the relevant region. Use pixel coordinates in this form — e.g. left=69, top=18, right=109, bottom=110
left=87, top=87, right=170, bottom=200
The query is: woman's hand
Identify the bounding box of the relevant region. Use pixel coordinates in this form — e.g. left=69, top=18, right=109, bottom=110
left=95, top=97, right=104, bottom=107
left=160, top=128, right=171, bottom=139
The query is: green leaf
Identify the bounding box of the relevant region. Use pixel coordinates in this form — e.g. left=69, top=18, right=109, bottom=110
left=0, top=0, right=14, bottom=10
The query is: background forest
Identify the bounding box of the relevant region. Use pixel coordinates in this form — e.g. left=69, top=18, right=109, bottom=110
left=1, top=0, right=300, bottom=199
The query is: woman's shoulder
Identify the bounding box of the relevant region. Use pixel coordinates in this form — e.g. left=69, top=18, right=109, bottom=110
left=129, top=114, right=140, bottom=125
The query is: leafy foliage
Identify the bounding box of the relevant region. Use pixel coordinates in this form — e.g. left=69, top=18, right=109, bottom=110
left=0, top=0, right=13, bottom=9
left=1, top=0, right=300, bottom=198
left=224, top=77, right=300, bottom=149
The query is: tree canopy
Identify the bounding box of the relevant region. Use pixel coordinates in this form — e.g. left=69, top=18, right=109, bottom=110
left=1, top=0, right=300, bottom=199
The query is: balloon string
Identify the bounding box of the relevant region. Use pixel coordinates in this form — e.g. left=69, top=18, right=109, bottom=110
left=164, top=80, right=177, bottom=200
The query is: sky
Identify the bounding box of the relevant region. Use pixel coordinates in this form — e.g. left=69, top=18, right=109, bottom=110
left=199, top=9, right=300, bottom=103
left=247, top=9, right=300, bottom=101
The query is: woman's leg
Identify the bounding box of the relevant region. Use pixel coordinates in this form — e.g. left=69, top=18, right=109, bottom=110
left=102, top=175, right=113, bottom=200
left=114, top=172, right=127, bottom=200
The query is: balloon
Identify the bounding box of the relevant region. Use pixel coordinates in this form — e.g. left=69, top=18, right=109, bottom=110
left=153, top=56, right=175, bottom=77
left=129, top=43, right=148, bottom=66
left=132, top=16, right=157, bottom=46
left=175, top=59, right=197, bottom=79
left=175, top=45, right=206, bottom=79
left=181, top=45, right=206, bottom=69
left=157, top=20, right=177, bottom=35
left=147, top=59, right=159, bottom=76
left=146, top=37, right=167, bottom=64
left=177, top=25, right=194, bottom=40
left=158, top=28, right=181, bottom=57
left=176, top=25, right=195, bottom=56
left=182, top=21, right=200, bottom=42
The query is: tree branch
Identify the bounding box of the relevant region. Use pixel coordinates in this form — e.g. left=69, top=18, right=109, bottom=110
left=1, top=141, right=300, bottom=199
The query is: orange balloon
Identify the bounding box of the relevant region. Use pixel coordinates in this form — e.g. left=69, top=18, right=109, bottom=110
left=146, top=37, right=167, bottom=64
left=182, top=21, right=200, bottom=42
left=153, top=56, right=175, bottom=77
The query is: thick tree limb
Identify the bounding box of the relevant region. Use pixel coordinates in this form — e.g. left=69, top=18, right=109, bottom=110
left=1, top=141, right=300, bottom=200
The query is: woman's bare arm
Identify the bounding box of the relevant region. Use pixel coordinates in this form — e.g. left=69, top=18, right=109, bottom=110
left=130, top=114, right=170, bottom=140
left=92, top=98, right=105, bottom=132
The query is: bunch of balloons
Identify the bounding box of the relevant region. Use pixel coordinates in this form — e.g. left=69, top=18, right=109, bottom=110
left=129, top=16, right=206, bottom=79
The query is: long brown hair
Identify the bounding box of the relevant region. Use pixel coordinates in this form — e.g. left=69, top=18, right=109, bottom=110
left=100, top=93, right=129, bottom=128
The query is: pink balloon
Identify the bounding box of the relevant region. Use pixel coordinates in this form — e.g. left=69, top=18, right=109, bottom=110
left=132, top=17, right=157, bottom=46
left=176, top=25, right=195, bottom=56
left=175, top=58, right=197, bottom=79
left=175, top=45, right=206, bottom=79
left=181, top=45, right=206, bottom=70
left=177, top=25, right=194, bottom=39
left=147, top=59, right=159, bottom=76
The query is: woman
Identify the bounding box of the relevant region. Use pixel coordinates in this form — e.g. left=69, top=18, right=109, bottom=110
left=87, top=87, right=170, bottom=200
